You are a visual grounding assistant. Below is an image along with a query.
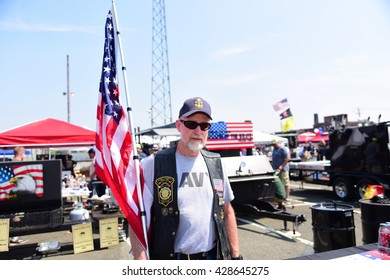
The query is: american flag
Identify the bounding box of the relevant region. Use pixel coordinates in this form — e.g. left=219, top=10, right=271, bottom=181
left=272, top=98, right=289, bottom=112
left=95, top=10, right=150, bottom=250
left=0, top=164, right=43, bottom=201
left=207, top=121, right=254, bottom=150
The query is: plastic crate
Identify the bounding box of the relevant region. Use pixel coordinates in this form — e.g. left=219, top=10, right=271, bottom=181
left=0, top=208, right=63, bottom=235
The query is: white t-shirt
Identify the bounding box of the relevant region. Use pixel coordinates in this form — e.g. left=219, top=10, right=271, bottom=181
left=89, top=157, right=96, bottom=180
left=140, top=151, right=234, bottom=254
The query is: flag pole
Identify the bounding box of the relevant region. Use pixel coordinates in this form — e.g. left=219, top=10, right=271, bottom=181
left=111, top=0, right=150, bottom=259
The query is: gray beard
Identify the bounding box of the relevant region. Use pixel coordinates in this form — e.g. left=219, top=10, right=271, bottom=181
left=186, top=141, right=204, bottom=153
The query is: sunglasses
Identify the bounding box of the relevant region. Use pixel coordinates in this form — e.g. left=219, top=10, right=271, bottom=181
left=180, top=120, right=211, bottom=131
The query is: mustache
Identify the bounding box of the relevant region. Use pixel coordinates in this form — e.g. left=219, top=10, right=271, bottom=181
left=190, top=135, right=204, bottom=141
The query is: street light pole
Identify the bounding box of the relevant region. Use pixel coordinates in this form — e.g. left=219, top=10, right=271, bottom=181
left=66, top=54, right=70, bottom=123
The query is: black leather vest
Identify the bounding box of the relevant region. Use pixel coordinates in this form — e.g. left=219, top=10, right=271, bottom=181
left=149, top=146, right=230, bottom=260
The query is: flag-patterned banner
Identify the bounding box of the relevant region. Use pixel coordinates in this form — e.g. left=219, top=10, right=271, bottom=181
left=272, top=98, right=289, bottom=112
left=94, top=10, right=150, bottom=250
left=207, top=121, right=254, bottom=150
left=0, top=164, right=43, bottom=201
left=280, top=108, right=293, bottom=120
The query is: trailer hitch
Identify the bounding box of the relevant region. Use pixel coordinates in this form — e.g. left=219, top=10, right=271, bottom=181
left=233, top=201, right=306, bottom=225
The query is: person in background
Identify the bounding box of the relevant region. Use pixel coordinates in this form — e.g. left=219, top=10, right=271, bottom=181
left=9, top=146, right=26, bottom=244
left=307, top=142, right=315, bottom=157
left=65, top=154, right=77, bottom=178
left=299, top=146, right=310, bottom=162
left=365, top=137, right=382, bottom=173
left=148, top=143, right=160, bottom=156
left=271, top=139, right=291, bottom=202
left=316, top=140, right=328, bottom=161
left=129, top=97, right=242, bottom=260
left=87, top=148, right=105, bottom=197
left=13, top=146, right=25, bottom=161
left=87, top=148, right=96, bottom=188
left=136, top=144, right=147, bottom=161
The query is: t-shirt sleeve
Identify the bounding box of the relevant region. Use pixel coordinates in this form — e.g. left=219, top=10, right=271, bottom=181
left=221, top=161, right=234, bottom=203
left=140, top=155, right=155, bottom=195
left=139, top=155, right=155, bottom=230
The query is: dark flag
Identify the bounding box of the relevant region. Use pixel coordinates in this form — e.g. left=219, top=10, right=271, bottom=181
left=280, top=108, right=293, bottom=120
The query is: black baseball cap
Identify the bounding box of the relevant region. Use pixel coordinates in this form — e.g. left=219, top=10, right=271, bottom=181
left=178, top=97, right=212, bottom=120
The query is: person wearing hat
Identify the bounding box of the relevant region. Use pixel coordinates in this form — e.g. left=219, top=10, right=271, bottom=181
left=129, top=97, right=242, bottom=260
left=136, top=143, right=147, bottom=161
left=271, top=139, right=291, bottom=203
left=149, top=143, right=160, bottom=155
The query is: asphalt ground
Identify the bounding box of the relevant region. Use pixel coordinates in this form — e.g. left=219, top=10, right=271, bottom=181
left=2, top=182, right=364, bottom=260
left=235, top=182, right=363, bottom=260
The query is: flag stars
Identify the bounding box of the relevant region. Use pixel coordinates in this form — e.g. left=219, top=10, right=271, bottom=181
left=113, top=88, right=119, bottom=96
left=103, top=66, right=111, bottom=73
left=99, top=10, right=123, bottom=124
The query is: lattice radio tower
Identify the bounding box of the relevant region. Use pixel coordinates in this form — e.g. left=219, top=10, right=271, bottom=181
left=150, top=0, right=172, bottom=127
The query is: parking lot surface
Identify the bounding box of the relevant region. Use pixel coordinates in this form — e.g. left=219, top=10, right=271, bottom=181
left=2, top=182, right=364, bottom=260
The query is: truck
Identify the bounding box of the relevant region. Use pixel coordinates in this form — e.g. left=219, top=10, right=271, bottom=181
left=289, top=122, right=390, bottom=201
left=205, top=121, right=306, bottom=227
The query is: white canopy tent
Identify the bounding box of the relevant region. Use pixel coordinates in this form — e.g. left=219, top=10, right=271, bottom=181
left=253, top=130, right=289, bottom=145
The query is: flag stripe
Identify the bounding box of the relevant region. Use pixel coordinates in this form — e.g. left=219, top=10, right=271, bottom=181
left=207, top=121, right=254, bottom=150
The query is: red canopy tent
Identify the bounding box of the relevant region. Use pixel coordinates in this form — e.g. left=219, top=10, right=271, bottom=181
left=0, top=118, right=96, bottom=148
left=297, top=132, right=316, bottom=143
left=310, top=133, right=329, bottom=143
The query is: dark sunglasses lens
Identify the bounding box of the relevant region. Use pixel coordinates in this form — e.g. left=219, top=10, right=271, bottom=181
left=184, top=121, right=198, bottom=129
left=199, top=123, right=211, bottom=131
left=182, top=120, right=211, bottom=131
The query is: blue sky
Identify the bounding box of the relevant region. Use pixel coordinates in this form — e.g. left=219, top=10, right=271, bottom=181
left=1, top=0, right=390, bottom=134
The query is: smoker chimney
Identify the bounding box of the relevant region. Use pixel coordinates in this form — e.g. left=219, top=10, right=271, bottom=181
left=314, top=113, right=319, bottom=126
